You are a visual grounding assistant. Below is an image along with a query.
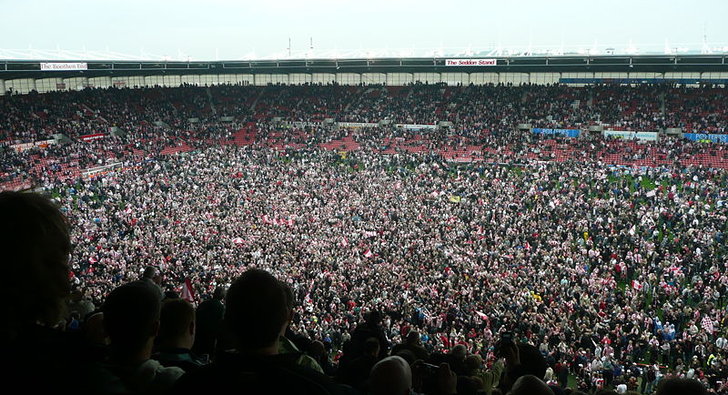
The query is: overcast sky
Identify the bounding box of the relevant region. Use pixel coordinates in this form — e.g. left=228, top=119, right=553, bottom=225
left=1, top=0, right=726, bottom=59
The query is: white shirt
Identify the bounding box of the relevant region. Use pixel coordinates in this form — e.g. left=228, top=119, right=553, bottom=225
left=716, top=336, right=728, bottom=350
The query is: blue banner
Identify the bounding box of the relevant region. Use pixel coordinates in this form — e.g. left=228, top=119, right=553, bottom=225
left=531, top=128, right=580, bottom=138
left=683, top=133, right=728, bottom=143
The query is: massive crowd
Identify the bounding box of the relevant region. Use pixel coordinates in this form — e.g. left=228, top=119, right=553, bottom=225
left=1, top=83, right=727, bottom=394
left=46, top=141, right=725, bottom=391
left=1, top=83, right=727, bottom=144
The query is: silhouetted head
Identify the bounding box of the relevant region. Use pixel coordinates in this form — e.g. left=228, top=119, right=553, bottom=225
left=158, top=298, right=196, bottom=349
left=224, top=269, right=290, bottom=352
left=212, top=286, right=227, bottom=301
left=517, top=343, right=548, bottom=379
left=369, top=356, right=412, bottom=395
left=655, top=378, right=708, bottom=395
left=0, top=191, right=71, bottom=335
left=103, top=281, right=162, bottom=351
left=508, top=375, right=554, bottom=395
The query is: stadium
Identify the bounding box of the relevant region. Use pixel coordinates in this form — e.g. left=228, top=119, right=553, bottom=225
left=1, top=2, right=728, bottom=394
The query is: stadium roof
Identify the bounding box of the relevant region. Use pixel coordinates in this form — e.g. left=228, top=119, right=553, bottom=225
left=1, top=54, right=727, bottom=80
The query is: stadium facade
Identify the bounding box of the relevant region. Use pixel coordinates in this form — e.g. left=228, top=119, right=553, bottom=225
left=1, top=54, right=727, bottom=94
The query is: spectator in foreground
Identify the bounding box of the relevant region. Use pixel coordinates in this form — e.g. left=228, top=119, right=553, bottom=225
left=463, top=354, right=504, bottom=395
left=655, top=377, right=708, bottom=395
left=338, top=337, right=381, bottom=390
left=0, top=191, right=71, bottom=337
left=508, top=374, right=555, bottom=395
left=92, top=281, right=184, bottom=394
left=153, top=298, right=207, bottom=372
left=343, top=310, right=391, bottom=367
left=369, top=356, right=413, bottom=395
left=172, top=268, right=344, bottom=394
left=391, top=330, right=430, bottom=362
left=497, top=342, right=548, bottom=394
left=0, top=191, right=77, bottom=392
left=191, top=285, right=226, bottom=358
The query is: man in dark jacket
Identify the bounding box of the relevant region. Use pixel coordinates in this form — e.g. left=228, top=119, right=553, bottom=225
left=344, top=310, right=390, bottom=362
left=191, top=286, right=226, bottom=357
left=391, top=331, right=430, bottom=362
left=171, top=269, right=345, bottom=395
left=153, top=298, right=207, bottom=372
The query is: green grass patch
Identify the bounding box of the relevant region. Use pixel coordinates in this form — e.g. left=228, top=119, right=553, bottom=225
left=616, top=280, right=627, bottom=293
left=640, top=177, right=657, bottom=191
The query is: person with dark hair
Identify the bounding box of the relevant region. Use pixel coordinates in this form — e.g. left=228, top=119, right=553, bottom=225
left=338, top=337, right=381, bottom=390
left=0, top=191, right=71, bottom=337
left=498, top=342, right=549, bottom=394
left=81, top=311, right=109, bottom=363
left=141, top=266, right=165, bottom=300
left=68, top=288, right=96, bottom=323
left=655, top=377, right=708, bottom=395
left=343, top=310, right=390, bottom=365
left=391, top=330, right=430, bottom=362
left=368, top=355, right=414, bottom=395
left=91, top=281, right=184, bottom=394
left=507, top=375, right=555, bottom=395
left=447, top=344, right=468, bottom=376
left=153, top=298, right=207, bottom=372
left=171, top=268, right=344, bottom=394
left=463, top=354, right=504, bottom=395
left=0, top=191, right=78, bottom=392
left=308, top=340, right=336, bottom=376
left=192, top=285, right=226, bottom=358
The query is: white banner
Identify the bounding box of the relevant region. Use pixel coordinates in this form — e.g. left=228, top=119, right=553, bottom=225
left=445, top=59, right=497, bottom=67
left=337, top=122, right=379, bottom=128
left=80, top=133, right=106, bottom=141
left=635, top=132, right=659, bottom=141
left=0, top=180, right=32, bottom=192
left=395, top=124, right=438, bottom=131
left=10, top=139, right=56, bottom=152
left=286, top=121, right=323, bottom=128
left=40, top=62, right=88, bottom=71
left=82, top=162, right=123, bottom=178
left=604, top=130, right=658, bottom=141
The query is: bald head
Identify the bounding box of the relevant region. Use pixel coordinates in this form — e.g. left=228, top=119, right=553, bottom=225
left=369, top=356, right=412, bottom=395
left=508, top=375, right=554, bottom=395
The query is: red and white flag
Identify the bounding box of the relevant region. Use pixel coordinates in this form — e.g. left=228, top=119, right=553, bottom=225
left=180, top=278, right=196, bottom=303
left=702, top=316, right=714, bottom=334
left=364, top=249, right=374, bottom=258
left=363, top=230, right=377, bottom=238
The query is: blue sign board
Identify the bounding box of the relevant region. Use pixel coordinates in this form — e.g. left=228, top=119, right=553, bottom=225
left=531, top=128, right=580, bottom=138
left=683, top=133, right=728, bottom=143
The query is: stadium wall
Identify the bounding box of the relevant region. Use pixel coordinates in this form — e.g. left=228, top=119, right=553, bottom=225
left=3, top=71, right=728, bottom=95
